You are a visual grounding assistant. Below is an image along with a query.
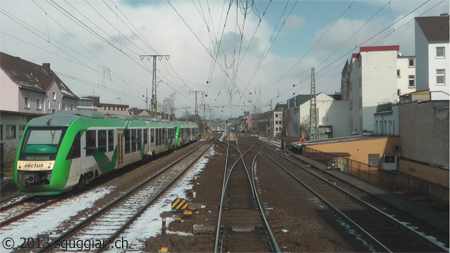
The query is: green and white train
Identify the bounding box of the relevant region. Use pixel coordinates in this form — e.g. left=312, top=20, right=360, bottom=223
left=14, top=111, right=199, bottom=195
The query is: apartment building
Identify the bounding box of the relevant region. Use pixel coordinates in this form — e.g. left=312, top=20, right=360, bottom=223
left=415, top=14, right=449, bottom=100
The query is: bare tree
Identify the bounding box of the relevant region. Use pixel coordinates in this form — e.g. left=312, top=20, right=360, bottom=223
left=300, top=116, right=310, bottom=140
left=161, top=96, right=176, bottom=120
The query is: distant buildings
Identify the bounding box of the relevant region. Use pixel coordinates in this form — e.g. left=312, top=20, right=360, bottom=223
left=286, top=93, right=350, bottom=139
left=270, top=103, right=287, bottom=137
left=80, top=96, right=129, bottom=116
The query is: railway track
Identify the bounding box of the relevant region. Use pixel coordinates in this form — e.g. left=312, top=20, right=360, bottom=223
left=255, top=139, right=447, bottom=252
left=214, top=133, right=279, bottom=252
left=0, top=196, right=67, bottom=227
left=35, top=139, right=213, bottom=252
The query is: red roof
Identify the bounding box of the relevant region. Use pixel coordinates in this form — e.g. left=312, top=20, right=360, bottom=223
left=360, top=45, right=399, bottom=52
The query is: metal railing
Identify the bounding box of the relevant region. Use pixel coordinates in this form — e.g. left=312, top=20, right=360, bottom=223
left=302, top=147, right=449, bottom=203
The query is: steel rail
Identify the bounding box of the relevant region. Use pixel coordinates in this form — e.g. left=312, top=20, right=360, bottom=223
left=261, top=143, right=448, bottom=252
left=261, top=149, right=391, bottom=252
left=251, top=146, right=281, bottom=253
left=0, top=196, right=31, bottom=212
left=38, top=139, right=213, bottom=252
left=214, top=132, right=231, bottom=253
left=97, top=141, right=214, bottom=252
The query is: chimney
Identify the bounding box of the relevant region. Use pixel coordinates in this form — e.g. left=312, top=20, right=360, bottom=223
left=42, top=63, right=51, bottom=75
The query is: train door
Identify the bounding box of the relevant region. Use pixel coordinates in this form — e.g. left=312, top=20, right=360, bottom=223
left=117, top=130, right=124, bottom=167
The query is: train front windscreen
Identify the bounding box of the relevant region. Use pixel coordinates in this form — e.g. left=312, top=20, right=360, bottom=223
left=19, top=127, right=67, bottom=161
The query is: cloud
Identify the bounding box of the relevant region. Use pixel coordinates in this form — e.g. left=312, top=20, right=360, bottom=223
left=284, top=15, right=305, bottom=30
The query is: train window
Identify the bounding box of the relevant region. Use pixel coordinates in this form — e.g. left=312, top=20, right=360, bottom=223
left=151, top=129, right=155, bottom=143
left=137, top=129, right=142, bottom=151
left=144, top=129, right=148, bottom=145
left=98, top=130, right=107, bottom=153
left=125, top=129, right=131, bottom=154
left=131, top=129, right=137, bottom=152
left=67, top=131, right=81, bottom=160
left=156, top=128, right=160, bottom=146
left=86, top=130, right=96, bottom=156
left=108, top=130, right=114, bottom=152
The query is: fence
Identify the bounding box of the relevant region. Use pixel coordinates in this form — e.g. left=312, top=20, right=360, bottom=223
left=1, top=160, right=15, bottom=180
left=302, top=146, right=449, bottom=203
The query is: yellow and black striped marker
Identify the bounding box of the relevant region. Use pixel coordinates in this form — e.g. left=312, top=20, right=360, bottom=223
left=171, top=198, right=188, bottom=211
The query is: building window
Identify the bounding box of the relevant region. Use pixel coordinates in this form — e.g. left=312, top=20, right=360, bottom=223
left=36, top=99, right=41, bottom=110
left=408, top=75, right=415, bottom=87
left=6, top=125, right=16, bottom=139
left=384, top=154, right=396, bottom=164
left=19, top=125, right=26, bottom=138
left=53, top=92, right=56, bottom=100
left=48, top=99, right=50, bottom=110
left=437, top=69, right=445, bottom=85
left=397, top=89, right=401, bottom=96
left=397, top=69, right=400, bottom=78
left=408, top=58, right=414, bottom=67
left=24, top=97, right=30, bottom=109
left=63, top=103, right=67, bottom=111
left=71, top=104, right=74, bottom=111
left=436, top=47, right=445, bottom=58
left=368, top=154, right=380, bottom=167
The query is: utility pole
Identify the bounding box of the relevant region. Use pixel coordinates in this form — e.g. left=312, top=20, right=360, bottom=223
left=202, top=103, right=207, bottom=133
left=140, top=54, right=170, bottom=118
left=190, top=91, right=204, bottom=127
left=310, top=67, right=318, bottom=141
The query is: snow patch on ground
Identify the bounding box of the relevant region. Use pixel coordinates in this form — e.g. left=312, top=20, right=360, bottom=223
left=0, top=187, right=113, bottom=248
left=121, top=146, right=215, bottom=250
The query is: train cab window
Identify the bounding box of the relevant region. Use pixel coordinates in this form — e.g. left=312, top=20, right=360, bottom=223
left=86, top=130, right=96, bottom=156
left=137, top=129, right=142, bottom=151
left=67, top=132, right=81, bottom=160
left=98, top=130, right=107, bottom=153
left=125, top=129, right=131, bottom=154
left=144, top=129, right=148, bottom=145
left=108, top=130, right=114, bottom=152
left=132, top=129, right=137, bottom=152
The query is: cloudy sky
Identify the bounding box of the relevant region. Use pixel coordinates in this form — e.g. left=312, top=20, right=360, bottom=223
left=1, top=0, right=448, bottom=119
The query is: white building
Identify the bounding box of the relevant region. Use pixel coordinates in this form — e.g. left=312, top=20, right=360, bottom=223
left=342, top=46, right=400, bottom=134
left=286, top=93, right=350, bottom=139
left=374, top=103, right=399, bottom=136
left=397, top=56, right=417, bottom=99
left=415, top=14, right=450, bottom=100
left=270, top=103, right=287, bottom=137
